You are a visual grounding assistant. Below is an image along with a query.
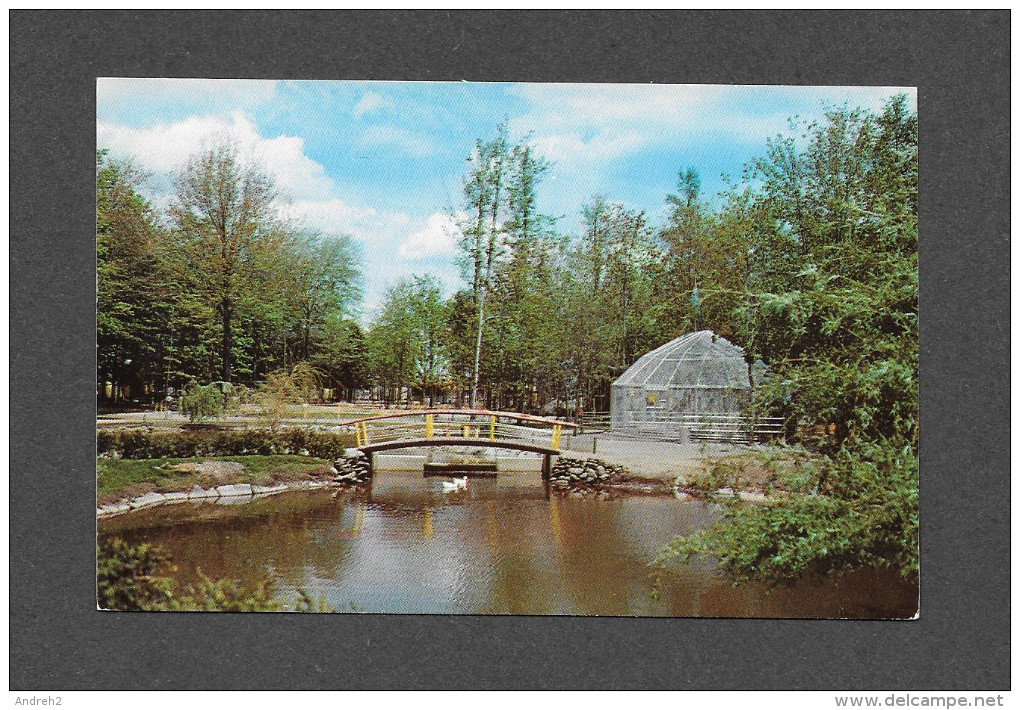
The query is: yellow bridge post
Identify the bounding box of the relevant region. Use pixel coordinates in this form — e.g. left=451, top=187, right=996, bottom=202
left=551, top=424, right=562, bottom=450
left=425, top=414, right=434, bottom=439
left=490, top=415, right=496, bottom=441
left=355, top=421, right=369, bottom=447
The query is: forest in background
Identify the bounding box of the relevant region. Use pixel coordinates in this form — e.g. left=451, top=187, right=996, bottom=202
left=100, top=96, right=915, bottom=438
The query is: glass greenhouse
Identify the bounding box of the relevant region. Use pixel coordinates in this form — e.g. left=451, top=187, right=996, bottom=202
left=610, top=330, right=767, bottom=434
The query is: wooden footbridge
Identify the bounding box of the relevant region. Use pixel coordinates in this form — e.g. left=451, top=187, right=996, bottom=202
left=342, top=409, right=578, bottom=476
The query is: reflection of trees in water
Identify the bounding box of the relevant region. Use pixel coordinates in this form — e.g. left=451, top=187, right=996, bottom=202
left=99, top=491, right=362, bottom=591
left=549, top=496, right=674, bottom=616
left=473, top=499, right=561, bottom=615
left=656, top=561, right=919, bottom=619
left=99, top=485, right=920, bottom=618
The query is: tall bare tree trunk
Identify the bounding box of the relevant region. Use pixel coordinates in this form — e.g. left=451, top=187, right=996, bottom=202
left=222, top=298, right=232, bottom=382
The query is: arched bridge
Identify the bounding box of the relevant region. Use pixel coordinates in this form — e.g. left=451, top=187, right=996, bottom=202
left=342, top=409, right=578, bottom=476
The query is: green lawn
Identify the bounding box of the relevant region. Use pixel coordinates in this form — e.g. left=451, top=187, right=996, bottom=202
left=97, top=454, right=333, bottom=504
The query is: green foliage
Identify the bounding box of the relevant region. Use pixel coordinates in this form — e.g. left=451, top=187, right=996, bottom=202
left=97, top=538, right=333, bottom=612
left=96, top=427, right=355, bottom=461
left=163, top=574, right=284, bottom=612
left=365, top=275, right=450, bottom=405
left=96, top=454, right=333, bottom=501
left=97, top=537, right=173, bottom=610
left=256, top=363, right=325, bottom=429
left=98, top=142, right=364, bottom=401
left=99, top=95, right=918, bottom=586
left=656, top=442, right=918, bottom=585
left=654, top=95, right=918, bottom=584
left=96, top=151, right=174, bottom=400
left=178, top=382, right=226, bottom=422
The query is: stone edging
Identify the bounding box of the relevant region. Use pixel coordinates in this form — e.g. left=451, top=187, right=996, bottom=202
left=97, top=479, right=358, bottom=519
left=97, top=450, right=376, bottom=519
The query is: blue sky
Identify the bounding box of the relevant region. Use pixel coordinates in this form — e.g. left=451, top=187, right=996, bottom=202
left=97, top=79, right=915, bottom=319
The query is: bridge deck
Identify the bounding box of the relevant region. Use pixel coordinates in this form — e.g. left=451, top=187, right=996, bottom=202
left=359, top=436, right=560, bottom=456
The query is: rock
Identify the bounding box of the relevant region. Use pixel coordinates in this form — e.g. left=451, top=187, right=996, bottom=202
left=172, top=461, right=245, bottom=480
left=216, top=495, right=250, bottom=505
left=188, top=486, right=218, bottom=500
left=161, top=491, right=189, bottom=503
left=215, top=483, right=253, bottom=498
left=97, top=502, right=130, bottom=516
left=568, top=467, right=583, bottom=475
left=344, top=448, right=365, bottom=458
left=253, top=484, right=288, bottom=496
left=130, top=492, right=166, bottom=509
left=329, top=466, right=339, bottom=475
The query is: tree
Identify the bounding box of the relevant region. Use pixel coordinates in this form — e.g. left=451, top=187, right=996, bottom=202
left=312, top=316, right=368, bottom=401
left=483, top=138, right=555, bottom=410
left=454, top=122, right=511, bottom=407
left=168, top=140, right=285, bottom=383
left=656, top=95, right=919, bottom=583
left=658, top=167, right=718, bottom=333
left=289, top=232, right=362, bottom=361
left=562, top=199, right=660, bottom=411
left=408, top=275, right=448, bottom=406
left=96, top=150, right=170, bottom=401
left=581, top=195, right=611, bottom=294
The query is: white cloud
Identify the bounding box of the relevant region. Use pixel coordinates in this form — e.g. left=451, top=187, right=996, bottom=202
left=284, top=198, right=410, bottom=244
left=352, top=90, right=391, bottom=119
left=507, top=83, right=917, bottom=174
left=397, top=212, right=462, bottom=260
left=97, top=110, right=416, bottom=261
left=361, top=125, right=434, bottom=156
left=528, top=131, right=644, bottom=167
left=97, top=112, right=334, bottom=202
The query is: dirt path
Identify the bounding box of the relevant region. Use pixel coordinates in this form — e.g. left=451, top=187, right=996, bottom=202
left=561, top=433, right=762, bottom=483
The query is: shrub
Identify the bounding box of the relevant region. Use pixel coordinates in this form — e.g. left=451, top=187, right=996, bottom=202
left=654, top=440, right=918, bottom=585
left=97, top=537, right=173, bottom=611
left=97, top=538, right=334, bottom=612
left=96, top=427, right=355, bottom=460
left=179, top=383, right=226, bottom=423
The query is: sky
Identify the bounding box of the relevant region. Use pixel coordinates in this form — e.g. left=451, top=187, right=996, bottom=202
left=97, top=79, right=915, bottom=319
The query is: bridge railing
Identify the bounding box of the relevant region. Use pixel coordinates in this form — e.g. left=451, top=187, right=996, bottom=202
left=341, top=409, right=578, bottom=451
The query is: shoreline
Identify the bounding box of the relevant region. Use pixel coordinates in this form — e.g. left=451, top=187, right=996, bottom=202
left=96, top=464, right=778, bottom=519
left=97, top=476, right=355, bottom=519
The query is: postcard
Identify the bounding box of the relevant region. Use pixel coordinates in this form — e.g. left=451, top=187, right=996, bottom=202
left=96, top=79, right=918, bottom=617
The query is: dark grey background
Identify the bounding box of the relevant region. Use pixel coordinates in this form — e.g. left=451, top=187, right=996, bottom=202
left=10, top=11, right=1010, bottom=690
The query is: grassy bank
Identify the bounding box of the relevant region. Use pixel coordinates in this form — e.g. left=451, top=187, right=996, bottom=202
left=97, top=454, right=334, bottom=505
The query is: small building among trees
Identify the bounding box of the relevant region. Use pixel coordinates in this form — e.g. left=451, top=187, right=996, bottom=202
left=610, top=330, right=767, bottom=436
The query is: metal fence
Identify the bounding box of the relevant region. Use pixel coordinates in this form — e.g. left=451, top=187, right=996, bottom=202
left=577, top=411, right=784, bottom=444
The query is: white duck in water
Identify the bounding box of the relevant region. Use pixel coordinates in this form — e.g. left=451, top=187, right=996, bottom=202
left=441, top=476, right=468, bottom=492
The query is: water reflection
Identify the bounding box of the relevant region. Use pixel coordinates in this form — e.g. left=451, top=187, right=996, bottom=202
left=98, top=469, right=918, bottom=617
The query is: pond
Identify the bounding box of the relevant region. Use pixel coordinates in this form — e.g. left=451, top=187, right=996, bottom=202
left=97, top=469, right=918, bottom=617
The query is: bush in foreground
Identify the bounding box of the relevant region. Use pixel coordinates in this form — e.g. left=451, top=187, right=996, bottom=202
left=97, top=537, right=332, bottom=612
left=654, top=441, right=918, bottom=585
